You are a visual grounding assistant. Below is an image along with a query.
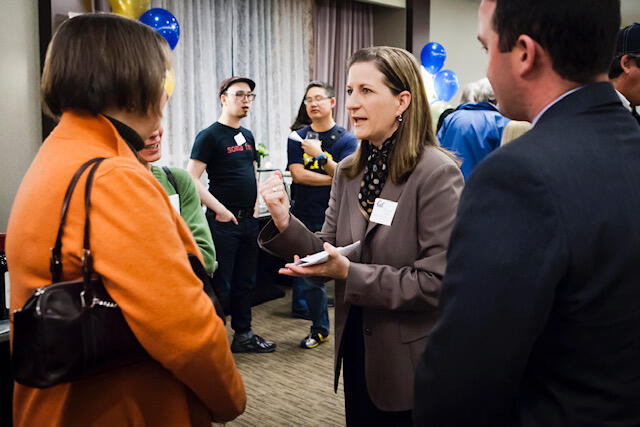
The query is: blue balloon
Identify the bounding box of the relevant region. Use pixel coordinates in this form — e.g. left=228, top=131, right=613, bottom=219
left=434, top=69, right=460, bottom=102
left=139, top=8, right=180, bottom=50
left=420, top=42, right=446, bottom=75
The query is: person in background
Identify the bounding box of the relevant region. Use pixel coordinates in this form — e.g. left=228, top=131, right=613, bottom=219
left=609, top=22, right=640, bottom=124
left=187, top=77, right=276, bottom=353
left=414, top=1, right=640, bottom=425
left=287, top=81, right=358, bottom=349
left=458, top=77, right=493, bottom=104
left=138, top=127, right=217, bottom=276
left=6, top=14, right=245, bottom=426
left=500, top=120, right=531, bottom=146
left=435, top=107, right=455, bottom=133
left=437, top=77, right=510, bottom=179
left=259, top=46, right=463, bottom=426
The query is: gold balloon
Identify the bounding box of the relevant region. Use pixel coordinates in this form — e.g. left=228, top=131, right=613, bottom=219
left=164, top=68, right=176, bottom=97
left=109, top=0, right=150, bottom=20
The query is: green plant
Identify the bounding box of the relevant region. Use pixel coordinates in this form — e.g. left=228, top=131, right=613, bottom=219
left=256, top=143, right=269, bottom=167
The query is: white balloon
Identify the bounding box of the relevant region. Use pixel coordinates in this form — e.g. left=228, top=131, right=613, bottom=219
left=421, top=66, right=438, bottom=104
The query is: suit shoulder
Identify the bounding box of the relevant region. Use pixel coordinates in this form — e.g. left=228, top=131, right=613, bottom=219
left=418, top=146, right=460, bottom=172
left=466, top=132, right=546, bottom=190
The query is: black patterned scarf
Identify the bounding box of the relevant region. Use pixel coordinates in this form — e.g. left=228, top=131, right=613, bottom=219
left=358, top=137, right=394, bottom=218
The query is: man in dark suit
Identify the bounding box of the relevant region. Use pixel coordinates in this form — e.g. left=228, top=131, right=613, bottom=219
left=414, top=1, right=640, bottom=426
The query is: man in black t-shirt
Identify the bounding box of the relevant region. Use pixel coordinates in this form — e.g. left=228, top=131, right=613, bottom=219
left=187, top=76, right=276, bottom=353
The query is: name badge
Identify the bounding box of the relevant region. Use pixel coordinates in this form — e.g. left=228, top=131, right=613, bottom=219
left=234, top=132, right=247, bottom=146
left=369, top=198, right=398, bottom=226
left=4, top=271, right=9, bottom=310
left=169, top=194, right=180, bottom=213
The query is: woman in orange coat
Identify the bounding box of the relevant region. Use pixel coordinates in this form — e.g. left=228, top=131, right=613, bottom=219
left=6, top=14, right=245, bottom=426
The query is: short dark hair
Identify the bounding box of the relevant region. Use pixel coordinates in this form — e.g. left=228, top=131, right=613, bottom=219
left=290, top=81, right=335, bottom=131
left=306, top=81, right=335, bottom=99
left=218, top=76, right=256, bottom=97
left=609, top=54, right=640, bottom=79
left=490, top=0, right=620, bottom=84
left=41, top=13, right=170, bottom=119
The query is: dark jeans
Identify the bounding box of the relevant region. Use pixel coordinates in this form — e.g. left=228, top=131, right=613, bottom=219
left=291, top=216, right=330, bottom=336
left=343, top=307, right=413, bottom=427
left=207, top=212, right=259, bottom=334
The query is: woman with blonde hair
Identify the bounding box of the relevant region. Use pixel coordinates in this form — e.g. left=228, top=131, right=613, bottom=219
left=6, top=14, right=244, bottom=426
left=259, top=46, right=463, bottom=425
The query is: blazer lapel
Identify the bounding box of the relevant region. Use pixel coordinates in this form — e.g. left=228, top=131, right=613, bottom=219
left=343, top=169, right=368, bottom=245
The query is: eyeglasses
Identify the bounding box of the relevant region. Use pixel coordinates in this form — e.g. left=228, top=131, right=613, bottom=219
left=226, top=92, right=256, bottom=101
left=303, top=96, right=331, bottom=105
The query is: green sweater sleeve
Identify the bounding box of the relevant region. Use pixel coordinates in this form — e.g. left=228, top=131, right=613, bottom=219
left=152, top=166, right=218, bottom=274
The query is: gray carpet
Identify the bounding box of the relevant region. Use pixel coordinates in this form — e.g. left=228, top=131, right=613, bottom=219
left=219, top=283, right=346, bottom=426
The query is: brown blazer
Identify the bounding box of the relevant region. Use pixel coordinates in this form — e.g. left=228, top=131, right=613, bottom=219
left=7, top=112, right=245, bottom=426
left=259, top=146, right=463, bottom=411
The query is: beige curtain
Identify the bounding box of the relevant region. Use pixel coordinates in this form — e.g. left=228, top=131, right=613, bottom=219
left=313, top=0, right=374, bottom=129
left=151, top=0, right=313, bottom=170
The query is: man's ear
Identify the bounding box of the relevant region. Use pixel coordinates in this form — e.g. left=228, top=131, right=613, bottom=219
left=621, top=54, right=635, bottom=74
left=513, top=34, right=539, bottom=77
left=330, top=97, right=336, bottom=109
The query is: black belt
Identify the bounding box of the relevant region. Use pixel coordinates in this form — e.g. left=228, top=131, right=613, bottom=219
left=228, top=207, right=254, bottom=219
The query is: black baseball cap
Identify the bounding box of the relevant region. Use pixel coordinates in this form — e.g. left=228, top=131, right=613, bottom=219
left=218, top=76, right=256, bottom=97
left=616, top=23, right=640, bottom=55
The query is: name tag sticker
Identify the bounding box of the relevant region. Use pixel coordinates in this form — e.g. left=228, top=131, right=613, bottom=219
left=369, top=198, right=398, bottom=226
left=4, top=271, right=9, bottom=310
left=169, top=194, right=180, bottom=213
left=234, top=132, right=247, bottom=146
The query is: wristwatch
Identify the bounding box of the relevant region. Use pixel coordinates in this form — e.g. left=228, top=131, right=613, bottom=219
left=316, top=153, right=328, bottom=167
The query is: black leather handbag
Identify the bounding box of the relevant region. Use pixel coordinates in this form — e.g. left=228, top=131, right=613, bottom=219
left=11, top=158, right=150, bottom=388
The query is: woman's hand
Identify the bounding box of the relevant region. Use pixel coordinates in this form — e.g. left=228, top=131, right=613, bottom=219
left=301, top=138, right=323, bottom=158
left=259, top=171, right=290, bottom=231
left=279, top=242, right=350, bottom=280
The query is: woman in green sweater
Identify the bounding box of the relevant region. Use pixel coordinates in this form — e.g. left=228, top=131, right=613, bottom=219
left=139, top=127, right=218, bottom=275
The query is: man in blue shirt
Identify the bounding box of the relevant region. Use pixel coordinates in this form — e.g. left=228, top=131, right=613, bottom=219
left=287, top=81, right=358, bottom=349
left=437, top=84, right=510, bottom=179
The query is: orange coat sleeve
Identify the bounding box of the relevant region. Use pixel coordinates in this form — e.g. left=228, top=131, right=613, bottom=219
left=88, top=160, right=245, bottom=422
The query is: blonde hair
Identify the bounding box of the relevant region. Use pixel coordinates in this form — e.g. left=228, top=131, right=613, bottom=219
left=343, top=46, right=440, bottom=184
left=501, top=120, right=531, bottom=145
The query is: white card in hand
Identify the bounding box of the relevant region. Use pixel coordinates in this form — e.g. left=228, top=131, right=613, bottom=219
left=293, top=241, right=361, bottom=267
left=288, top=130, right=303, bottom=143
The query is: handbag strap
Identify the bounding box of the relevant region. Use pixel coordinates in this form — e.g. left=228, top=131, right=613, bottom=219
left=81, top=159, right=106, bottom=284
left=50, top=157, right=106, bottom=282
left=162, top=166, right=179, bottom=194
